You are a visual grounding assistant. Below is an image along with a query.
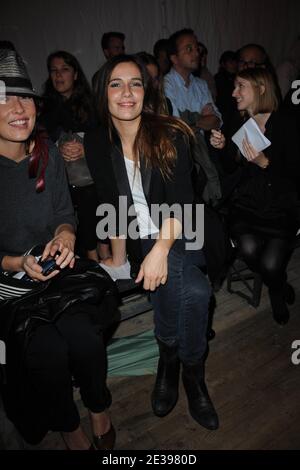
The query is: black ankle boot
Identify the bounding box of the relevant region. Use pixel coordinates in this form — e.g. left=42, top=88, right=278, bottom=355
left=269, top=289, right=290, bottom=325
left=182, top=361, right=219, bottom=430
left=151, top=339, right=180, bottom=417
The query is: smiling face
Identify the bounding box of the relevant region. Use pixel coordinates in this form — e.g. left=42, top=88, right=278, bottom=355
left=232, top=77, right=256, bottom=114
left=0, top=95, right=36, bottom=152
left=49, top=57, right=77, bottom=98
left=107, top=61, right=144, bottom=126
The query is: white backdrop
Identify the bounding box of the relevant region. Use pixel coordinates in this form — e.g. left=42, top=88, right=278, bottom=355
left=1, top=0, right=300, bottom=92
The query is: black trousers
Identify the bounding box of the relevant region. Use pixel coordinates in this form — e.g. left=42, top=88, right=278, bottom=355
left=22, top=304, right=111, bottom=434
left=231, top=215, right=295, bottom=290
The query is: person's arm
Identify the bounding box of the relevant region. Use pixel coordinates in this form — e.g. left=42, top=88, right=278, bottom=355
left=1, top=254, right=33, bottom=273
left=196, top=104, right=221, bottom=131
left=1, top=224, right=75, bottom=281
left=195, top=80, right=223, bottom=131
left=210, top=129, right=226, bottom=149
left=211, top=128, right=269, bottom=169
left=1, top=253, right=51, bottom=281
left=43, top=145, right=76, bottom=272
left=41, top=223, right=76, bottom=269
left=103, top=218, right=183, bottom=280
left=135, top=218, right=182, bottom=291
left=242, top=136, right=269, bottom=169
left=135, top=135, right=194, bottom=291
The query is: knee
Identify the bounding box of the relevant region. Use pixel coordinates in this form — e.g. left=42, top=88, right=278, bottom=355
left=260, top=257, right=283, bottom=286
left=237, top=236, right=259, bottom=263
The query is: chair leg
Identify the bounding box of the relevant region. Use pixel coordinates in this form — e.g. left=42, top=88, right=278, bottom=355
left=227, top=259, right=263, bottom=308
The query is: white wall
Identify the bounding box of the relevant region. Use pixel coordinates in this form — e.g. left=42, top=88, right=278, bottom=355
left=1, top=0, right=300, bottom=91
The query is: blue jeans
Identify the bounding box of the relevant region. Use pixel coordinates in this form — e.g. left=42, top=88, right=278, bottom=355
left=140, top=238, right=211, bottom=364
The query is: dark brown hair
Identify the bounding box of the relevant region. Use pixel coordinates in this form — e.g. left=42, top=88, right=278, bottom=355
left=43, top=50, right=94, bottom=126
left=134, top=51, right=169, bottom=115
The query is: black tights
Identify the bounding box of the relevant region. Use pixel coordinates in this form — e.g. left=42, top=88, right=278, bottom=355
left=236, top=233, right=293, bottom=291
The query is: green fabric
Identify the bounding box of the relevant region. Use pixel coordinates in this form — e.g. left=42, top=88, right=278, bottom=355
left=107, top=329, right=158, bottom=377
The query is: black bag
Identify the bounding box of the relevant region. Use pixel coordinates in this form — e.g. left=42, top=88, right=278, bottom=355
left=0, top=258, right=120, bottom=346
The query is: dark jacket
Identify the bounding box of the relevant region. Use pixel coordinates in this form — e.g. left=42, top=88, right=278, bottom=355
left=39, top=95, right=98, bottom=143
left=84, top=127, right=195, bottom=272
left=229, top=111, right=300, bottom=231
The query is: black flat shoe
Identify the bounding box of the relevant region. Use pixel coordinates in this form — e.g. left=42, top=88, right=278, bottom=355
left=207, top=328, right=216, bottom=341
left=93, top=424, right=116, bottom=450
left=62, top=439, right=95, bottom=451
left=273, top=308, right=290, bottom=325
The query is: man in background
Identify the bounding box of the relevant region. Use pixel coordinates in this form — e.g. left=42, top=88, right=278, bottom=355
left=92, top=31, right=125, bottom=93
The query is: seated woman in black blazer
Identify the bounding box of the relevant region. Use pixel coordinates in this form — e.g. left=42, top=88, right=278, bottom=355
left=85, top=54, right=219, bottom=430
left=210, top=68, right=300, bottom=325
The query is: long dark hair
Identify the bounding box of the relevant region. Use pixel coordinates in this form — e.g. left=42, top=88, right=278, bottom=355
left=97, top=54, right=193, bottom=177
left=43, top=50, right=94, bottom=126
left=134, top=51, right=169, bottom=115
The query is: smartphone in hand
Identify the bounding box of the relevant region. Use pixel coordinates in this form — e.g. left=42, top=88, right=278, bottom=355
left=38, top=257, right=60, bottom=276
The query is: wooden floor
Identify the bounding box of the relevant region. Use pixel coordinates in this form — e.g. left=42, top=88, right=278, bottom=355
left=3, top=251, right=300, bottom=450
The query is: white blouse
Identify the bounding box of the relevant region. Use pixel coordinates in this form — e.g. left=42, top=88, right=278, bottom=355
left=124, top=157, right=159, bottom=239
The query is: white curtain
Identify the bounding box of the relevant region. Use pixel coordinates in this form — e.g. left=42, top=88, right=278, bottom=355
left=1, top=0, right=300, bottom=91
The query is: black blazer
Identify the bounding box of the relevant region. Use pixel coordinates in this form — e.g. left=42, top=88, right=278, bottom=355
left=229, top=111, right=300, bottom=224
left=84, top=126, right=194, bottom=269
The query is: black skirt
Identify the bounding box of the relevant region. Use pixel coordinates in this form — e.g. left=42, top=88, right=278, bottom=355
left=230, top=207, right=298, bottom=241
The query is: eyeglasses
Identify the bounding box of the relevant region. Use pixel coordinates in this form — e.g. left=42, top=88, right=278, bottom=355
left=178, top=44, right=201, bottom=55
left=238, top=59, right=266, bottom=68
